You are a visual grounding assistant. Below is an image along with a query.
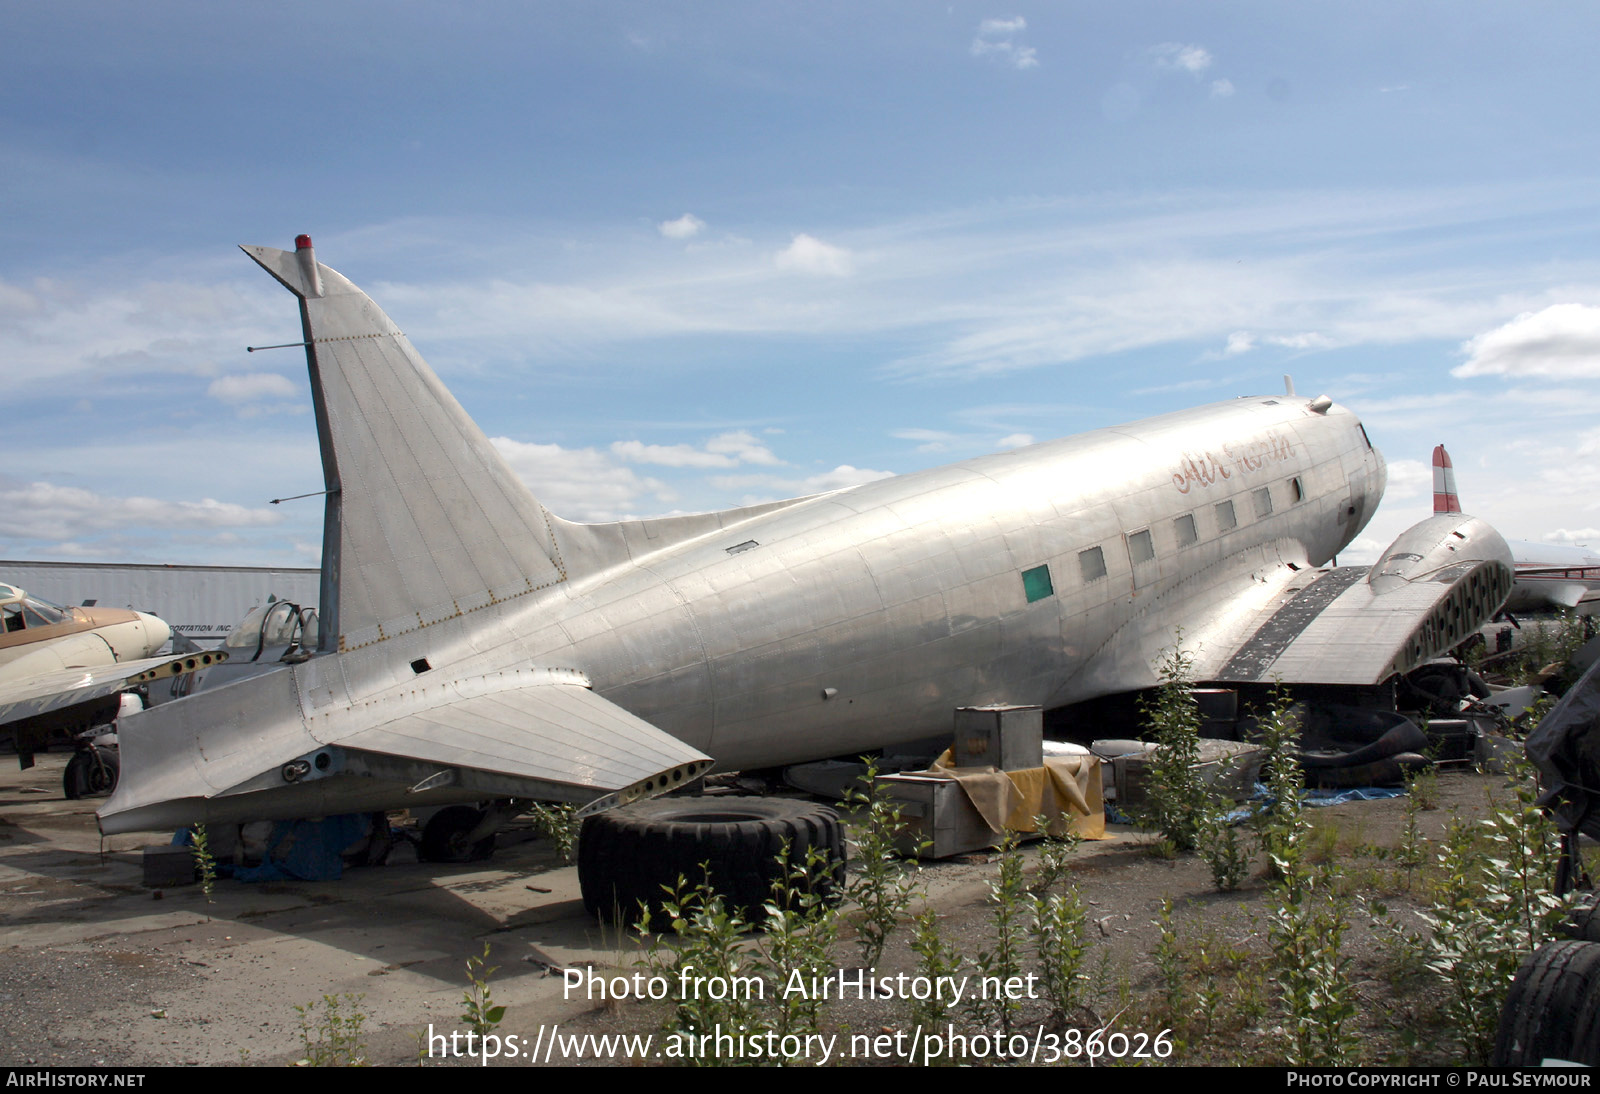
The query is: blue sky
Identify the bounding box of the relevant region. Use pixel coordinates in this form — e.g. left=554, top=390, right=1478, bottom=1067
left=6, top=2, right=1600, bottom=569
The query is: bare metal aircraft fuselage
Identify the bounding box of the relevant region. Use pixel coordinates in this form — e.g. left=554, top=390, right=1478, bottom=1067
left=99, top=239, right=1512, bottom=835
left=526, top=398, right=1384, bottom=769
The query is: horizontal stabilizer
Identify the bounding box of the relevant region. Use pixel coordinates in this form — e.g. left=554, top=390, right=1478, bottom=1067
left=99, top=666, right=710, bottom=833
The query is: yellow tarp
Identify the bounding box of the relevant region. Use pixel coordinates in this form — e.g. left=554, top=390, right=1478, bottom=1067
left=926, top=751, right=1106, bottom=840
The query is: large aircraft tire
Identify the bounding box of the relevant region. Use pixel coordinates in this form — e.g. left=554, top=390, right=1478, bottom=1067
left=1492, top=940, right=1600, bottom=1065
left=578, top=796, right=845, bottom=925
left=1561, top=892, right=1600, bottom=944
left=63, top=746, right=120, bottom=800
left=419, top=805, right=497, bottom=863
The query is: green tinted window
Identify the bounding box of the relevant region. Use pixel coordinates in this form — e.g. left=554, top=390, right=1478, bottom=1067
left=1022, top=564, right=1054, bottom=603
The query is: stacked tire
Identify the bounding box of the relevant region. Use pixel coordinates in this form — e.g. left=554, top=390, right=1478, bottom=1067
left=578, top=796, right=845, bottom=925
left=1494, top=905, right=1600, bottom=1066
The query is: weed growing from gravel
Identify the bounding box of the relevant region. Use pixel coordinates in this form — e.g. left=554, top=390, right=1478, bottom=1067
left=1252, top=686, right=1306, bottom=879
left=190, top=823, right=217, bottom=904
left=1267, top=859, right=1359, bottom=1063
left=1201, top=810, right=1253, bottom=892
left=907, top=909, right=963, bottom=1063
left=1152, top=897, right=1190, bottom=1034
left=461, top=943, right=506, bottom=1039
left=760, top=842, right=840, bottom=1045
left=839, top=755, right=920, bottom=970
left=1028, top=813, right=1082, bottom=895
left=1137, top=642, right=1214, bottom=853
left=1420, top=760, right=1567, bottom=1063
left=1266, top=793, right=1359, bottom=1067
left=294, top=993, right=369, bottom=1067
left=968, top=831, right=1027, bottom=1037
left=1032, top=885, right=1090, bottom=1025
left=637, top=870, right=763, bottom=1063
left=1405, top=766, right=1440, bottom=812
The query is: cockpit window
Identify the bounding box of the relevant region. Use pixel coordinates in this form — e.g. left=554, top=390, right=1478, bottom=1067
left=224, top=601, right=317, bottom=657
left=4, top=596, right=69, bottom=630
left=224, top=606, right=273, bottom=649
left=22, top=600, right=68, bottom=627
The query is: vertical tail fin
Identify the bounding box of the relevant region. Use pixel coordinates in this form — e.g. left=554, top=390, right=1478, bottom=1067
left=1432, top=444, right=1461, bottom=514
left=241, top=238, right=570, bottom=654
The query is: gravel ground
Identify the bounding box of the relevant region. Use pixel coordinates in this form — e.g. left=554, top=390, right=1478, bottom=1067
left=0, top=751, right=1515, bottom=1067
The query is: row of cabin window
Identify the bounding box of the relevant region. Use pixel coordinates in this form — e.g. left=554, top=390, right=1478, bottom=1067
left=1077, top=480, right=1302, bottom=585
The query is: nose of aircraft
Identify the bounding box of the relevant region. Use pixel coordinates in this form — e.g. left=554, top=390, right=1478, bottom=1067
left=136, top=612, right=171, bottom=656
left=1369, top=443, right=1387, bottom=507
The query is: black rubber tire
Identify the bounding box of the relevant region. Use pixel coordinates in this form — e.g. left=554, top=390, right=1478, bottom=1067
left=1492, top=940, right=1600, bottom=1065
left=1565, top=967, right=1600, bottom=1065
left=63, top=746, right=119, bottom=800
left=419, top=805, right=496, bottom=863
left=578, top=795, right=845, bottom=925
left=1561, top=892, right=1600, bottom=943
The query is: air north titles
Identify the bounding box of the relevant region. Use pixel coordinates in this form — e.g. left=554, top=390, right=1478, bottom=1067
left=1172, top=431, right=1296, bottom=495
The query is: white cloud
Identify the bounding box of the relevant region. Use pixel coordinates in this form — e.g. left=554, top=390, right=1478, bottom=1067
left=1381, top=458, right=1432, bottom=500
left=610, top=430, right=781, bottom=468
left=658, top=214, right=706, bottom=240
left=806, top=465, right=895, bottom=491
left=610, top=440, right=736, bottom=468
left=1340, top=535, right=1387, bottom=566
left=1, top=481, right=283, bottom=541
left=995, top=433, right=1034, bottom=449
left=978, top=17, right=1026, bottom=36
left=1225, top=331, right=1255, bottom=355
left=0, top=274, right=281, bottom=390
left=491, top=437, right=673, bottom=522
left=703, top=430, right=782, bottom=465
left=775, top=233, right=855, bottom=277
left=1210, top=78, right=1235, bottom=98
left=893, top=427, right=960, bottom=453
left=711, top=464, right=895, bottom=498
left=971, top=16, right=1039, bottom=69
left=1453, top=304, right=1600, bottom=379
left=1152, top=43, right=1213, bottom=75
left=1544, top=528, right=1600, bottom=546
left=1266, top=332, right=1332, bottom=350
left=207, top=372, right=297, bottom=404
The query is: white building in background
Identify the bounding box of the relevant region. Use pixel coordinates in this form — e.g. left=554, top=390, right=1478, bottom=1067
left=0, top=561, right=320, bottom=647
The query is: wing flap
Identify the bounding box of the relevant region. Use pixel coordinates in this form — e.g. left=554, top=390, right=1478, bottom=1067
left=1202, top=558, right=1513, bottom=686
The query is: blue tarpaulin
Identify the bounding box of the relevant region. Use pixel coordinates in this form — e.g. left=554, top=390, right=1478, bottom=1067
left=174, top=814, right=371, bottom=882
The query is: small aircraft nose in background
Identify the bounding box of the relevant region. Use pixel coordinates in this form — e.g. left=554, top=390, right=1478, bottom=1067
left=1, top=586, right=171, bottom=680
left=73, top=607, right=172, bottom=663
left=1, top=584, right=224, bottom=781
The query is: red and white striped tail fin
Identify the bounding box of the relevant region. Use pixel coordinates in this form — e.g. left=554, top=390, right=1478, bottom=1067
left=1433, top=444, right=1462, bottom=513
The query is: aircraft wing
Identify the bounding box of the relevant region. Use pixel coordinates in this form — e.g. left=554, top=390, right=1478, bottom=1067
left=1510, top=566, right=1591, bottom=609
left=0, top=651, right=228, bottom=728
left=99, top=666, right=712, bottom=834
left=1191, top=514, right=1514, bottom=687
